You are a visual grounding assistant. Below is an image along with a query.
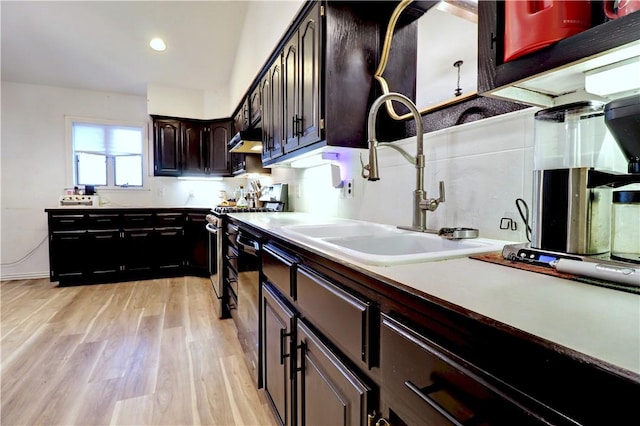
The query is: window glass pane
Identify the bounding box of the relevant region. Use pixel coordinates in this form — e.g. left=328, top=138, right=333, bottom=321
left=115, top=155, right=143, bottom=186
left=110, top=128, right=143, bottom=155
left=73, top=124, right=105, bottom=154
left=77, top=153, right=107, bottom=185
left=71, top=120, right=144, bottom=188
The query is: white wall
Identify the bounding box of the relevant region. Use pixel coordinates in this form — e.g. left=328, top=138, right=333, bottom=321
left=228, top=0, right=304, bottom=111
left=0, top=82, right=260, bottom=280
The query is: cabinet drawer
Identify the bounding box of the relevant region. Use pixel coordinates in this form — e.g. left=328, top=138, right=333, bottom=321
left=50, top=214, right=86, bottom=231
left=296, top=266, right=371, bottom=367
left=123, top=213, right=154, bottom=228
left=262, top=244, right=296, bottom=299
left=87, top=213, right=120, bottom=229
left=380, top=314, right=546, bottom=426
left=156, top=212, right=184, bottom=227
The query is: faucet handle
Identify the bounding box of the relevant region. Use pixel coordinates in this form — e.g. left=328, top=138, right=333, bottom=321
left=420, top=181, right=446, bottom=212
left=359, top=153, right=371, bottom=179
left=438, top=180, right=445, bottom=203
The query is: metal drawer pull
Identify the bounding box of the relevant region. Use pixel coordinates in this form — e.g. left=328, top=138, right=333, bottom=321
left=237, top=232, right=259, bottom=255
left=404, top=381, right=465, bottom=426
left=279, top=328, right=292, bottom=365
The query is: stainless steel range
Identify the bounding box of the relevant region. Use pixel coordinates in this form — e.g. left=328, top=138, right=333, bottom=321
left=204, top=183, right=288, bottom=319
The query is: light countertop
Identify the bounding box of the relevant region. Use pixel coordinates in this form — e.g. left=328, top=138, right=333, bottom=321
left=229, top=212, right=640, bottom=376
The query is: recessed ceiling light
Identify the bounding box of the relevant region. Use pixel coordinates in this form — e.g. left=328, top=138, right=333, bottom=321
left=149, top=38, right=166, bottom=51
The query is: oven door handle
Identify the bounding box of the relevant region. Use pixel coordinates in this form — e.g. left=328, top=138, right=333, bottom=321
left=237, top=232, right=259, bottom=255
left=205, top=223, right=219, bottom=234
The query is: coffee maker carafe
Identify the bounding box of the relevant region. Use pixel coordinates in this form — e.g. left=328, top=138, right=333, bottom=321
left=531, top=98, right=640, bottom=256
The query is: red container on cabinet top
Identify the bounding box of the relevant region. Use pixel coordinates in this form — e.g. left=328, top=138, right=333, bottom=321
left=504, top=0, right=592, bottom=62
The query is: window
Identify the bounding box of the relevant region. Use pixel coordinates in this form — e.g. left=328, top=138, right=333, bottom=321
left=70, top=120, right=145, bottom=188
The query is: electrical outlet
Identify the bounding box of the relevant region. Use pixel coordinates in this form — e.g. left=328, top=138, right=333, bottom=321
left=499, top=211, right=518, bottom=231
left=297, top=183, right=302, bottom=198
left=345, top=179, right=354, bottom=198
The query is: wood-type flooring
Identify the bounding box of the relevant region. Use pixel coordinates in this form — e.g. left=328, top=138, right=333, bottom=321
left=0, top=277, right=276, bottom=425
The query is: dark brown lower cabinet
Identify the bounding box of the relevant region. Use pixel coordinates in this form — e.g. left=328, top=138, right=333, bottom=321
left=49, top=231, right=86, bottom=280
left=241, top=219, right=640, bottom=426
left=184, top=212, right=208, bottom=276
left=155, top=227, right=184, bottom=273
left=47, top=208, right=210, bottom=285
left=122, top=228, right=155, bottom=274
left=263, top=283, right=295, bottom=426
left=380, top=315, right=573, bottom=426
left=85, top=229, right=121, bottom=280
left=296, top=320, right=372, bottom=426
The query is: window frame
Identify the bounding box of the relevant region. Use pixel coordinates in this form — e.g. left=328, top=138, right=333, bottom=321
left=65, top=116, right=150, bottom=190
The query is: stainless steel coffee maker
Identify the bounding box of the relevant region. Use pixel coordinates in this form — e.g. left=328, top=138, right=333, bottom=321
left=531, top=97, right=640, bottom=256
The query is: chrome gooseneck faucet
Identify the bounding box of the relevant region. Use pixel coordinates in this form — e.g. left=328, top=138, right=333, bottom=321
left=361, top=92, right=444, bottom=233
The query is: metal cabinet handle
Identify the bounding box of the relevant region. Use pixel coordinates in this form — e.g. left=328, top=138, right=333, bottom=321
left=237, top=232, right=259, bottom=255
left=279, top=328, right=291, bottom=365
left=404, top=380, right=466, bottom=426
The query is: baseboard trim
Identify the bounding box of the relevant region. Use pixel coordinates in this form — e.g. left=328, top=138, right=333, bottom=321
left=0, top=271, right=50, bottom=282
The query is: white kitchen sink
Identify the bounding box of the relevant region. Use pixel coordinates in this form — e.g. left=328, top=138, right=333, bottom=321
left=278, top=220, right=506, bottom=266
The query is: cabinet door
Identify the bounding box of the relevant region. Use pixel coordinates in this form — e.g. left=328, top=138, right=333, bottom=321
left=268, top=59, right=284, bottom=161
left=184, top=212, right=208, bottom=277
left=260, top=75, right=272, bottom=161
left=283, top=38, right=299, bottom=152
left=49, top=231, right=87, bottom=281
left=234, top=99, right=249, bottom=133
left=250, top=86, right=261, bottom=127
left=297, top=319, right=372, bottom=426
left=155, top=227, right=184, bottom=273
left=153, top=119, right=182, bottom=176
left=85, top=230, right=121, bottom=280
left=122, top=228, right=155, bottom=274
left=297, top=5, right=322, bottom=148
left=206, top=121, right=231, bottom=176
left=262, top=283, right=295, bottom=426
left=182, top=121, right=206, bottom=175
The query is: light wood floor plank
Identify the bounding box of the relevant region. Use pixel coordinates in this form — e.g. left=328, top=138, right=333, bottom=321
left=1, top=277, right=276, bottom=425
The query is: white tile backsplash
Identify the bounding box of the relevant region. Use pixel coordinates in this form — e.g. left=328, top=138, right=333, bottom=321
left=275, top=107, right=540, bottom=242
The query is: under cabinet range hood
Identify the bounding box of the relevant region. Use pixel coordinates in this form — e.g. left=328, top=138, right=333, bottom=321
left=228, top=128, right=263, bottom=154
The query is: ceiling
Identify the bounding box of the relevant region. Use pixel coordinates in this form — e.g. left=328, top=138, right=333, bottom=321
left=1, top=1, right=250, bottom=96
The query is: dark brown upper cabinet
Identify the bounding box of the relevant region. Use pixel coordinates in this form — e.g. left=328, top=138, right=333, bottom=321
left=205, top=120, right=232, bottom=175
left=153, top=119, right=182, bottom=177
left=261, top=59, right=285, bottom=162
left=232, top=1, right=402, bottom=166
left=283, top=5, right=322, bottom=154
left=233, top=99, right=250, bottom=134
left=249, top=86, right=261, bottom=127
left=181, top=121, right=206, bottom=175
left=152, top=116, right=231, bottom=177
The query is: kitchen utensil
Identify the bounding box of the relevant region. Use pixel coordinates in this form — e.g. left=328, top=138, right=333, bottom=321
left=553, top=258, right=640, bottom=286
left=504, top=0, right=591, bottom=62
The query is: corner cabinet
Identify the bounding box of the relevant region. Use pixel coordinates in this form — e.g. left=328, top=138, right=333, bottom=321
left=152, top=116, right=231, bottom=177
left=478, top=2, right=640, bottom=105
